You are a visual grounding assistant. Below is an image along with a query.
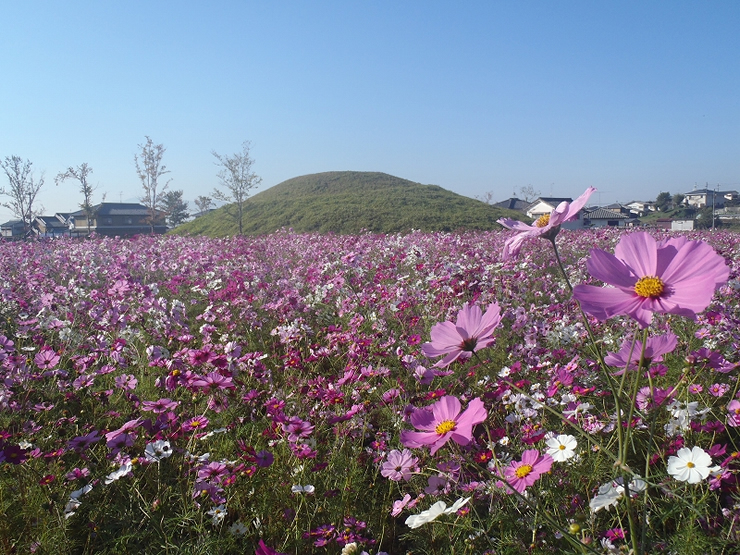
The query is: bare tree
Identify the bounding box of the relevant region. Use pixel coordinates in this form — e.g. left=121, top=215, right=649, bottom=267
left=134, top=136, right=171, bottom=233
left=212, top=141, right=261, bottom=235
left=518, top=184, right=541, bottom=202
left=1, top=156, right=45, bottom=235
left=194, top=195, right=214, bottom=214
left=55, top=163, right=97, bottom=235
left=475, top=191, right=495, bottom=204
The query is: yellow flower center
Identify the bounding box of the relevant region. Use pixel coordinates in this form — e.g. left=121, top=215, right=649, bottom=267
left=686, top=461, right=695, bottom=468
left=515, top=464, right=533, bottom=478
left=435, top=420, right=456, bottom=435
left=534, top=214, right=550, bottom=228
left=559, top=445, right=566, bottom=450
left=634, top=276, right=665, bottom=298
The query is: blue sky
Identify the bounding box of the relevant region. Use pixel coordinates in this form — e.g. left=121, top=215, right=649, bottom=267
left=1, top=1, right=738, bottom=221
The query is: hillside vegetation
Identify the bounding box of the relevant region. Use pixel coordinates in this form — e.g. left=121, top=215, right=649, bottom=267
left=172, top=171, right=522, bottom=236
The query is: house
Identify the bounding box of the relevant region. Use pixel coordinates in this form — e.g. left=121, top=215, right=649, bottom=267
left=525, top=197, right=588, bottom=229
left=69, top=202, right=167, bottom=237
left=0, top=220, right=27, bottom=238
left=582, top=208, right=630, bottom=228
left=683, top=188, right=739, bottom=209
left=34, top=215, right=69, bottom=237
left=625, top=201, right=655, bottom=215
left=493, top=197, right=531, bottom=212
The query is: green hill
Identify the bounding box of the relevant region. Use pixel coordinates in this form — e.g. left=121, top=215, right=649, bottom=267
left=173, top=171, right=523, bottom=236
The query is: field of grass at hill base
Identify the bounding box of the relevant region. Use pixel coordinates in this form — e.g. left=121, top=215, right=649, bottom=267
left=172, top=171, right=525, bottom=236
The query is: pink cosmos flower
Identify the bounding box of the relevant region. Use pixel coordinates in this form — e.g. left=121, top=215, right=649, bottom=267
left=573, top=232, right=729, bottom=328
left=503, top=449, right=553, bottom=493
left=727, top=400, right=740, bottom=427
left=604, top=332, right=678, bottom=375
left=401, top=395, right=487, bottom=455
left=497, top=187, right=596, bottom=260
left=421, top=303, right=502, bottom=368
left=381, top=449, right=419, bottom=481
left=34, top=347, right=60, bottom=370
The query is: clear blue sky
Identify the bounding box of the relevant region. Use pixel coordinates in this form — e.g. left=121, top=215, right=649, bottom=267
left=1, top=1, right=738, bottom=221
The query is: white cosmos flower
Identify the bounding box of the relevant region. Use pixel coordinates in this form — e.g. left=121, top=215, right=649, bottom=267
left=228, top=521, right=248, bottom=536
left=291, top=484, right=315, bottom=494
left=667, top=446, right=714, bottom=484
left=589, top=476, right=647, bottom=513
left=545, top=434, right=577, bottom=462
left=144, top=440, right=173, bottom=462
left=207, top=504, right=227, bottom=525
left=405, top=497, right=470, bottom=529
left=104, top=462, right=133, bottom=485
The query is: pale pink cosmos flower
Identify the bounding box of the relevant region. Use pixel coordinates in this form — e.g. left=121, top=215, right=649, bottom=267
left=573, top=232, right=729, bottom=328
left=381, top=449, right=419, bottom=481
left=727, top=400, right=740, bottom=427
left=421, top=303, right=502, bottom=368
left=503, top=449, right=553, bottom=493
left=497, top=187, right=596, bottom=260
left=401, top=395, right=487, bottom=455
left=604, top=332, right=678, bottom=376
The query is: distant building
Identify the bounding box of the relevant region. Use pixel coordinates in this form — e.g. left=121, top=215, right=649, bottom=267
left=671, top=220, right=694, bottom=231
left=69, top=202, right=167, bottom=236
left=34, top=215, right=69, bottom=237
left=583, top=208, right=630, bottom=228
left=493, top=197, right=531, bottom=212
left=683, top=188, right=739, bottom=209
left=0, top=220, right=26, bottom=238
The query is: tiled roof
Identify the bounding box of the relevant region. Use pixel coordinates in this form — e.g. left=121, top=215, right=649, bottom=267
left=585, top=208, right=628, bottom=220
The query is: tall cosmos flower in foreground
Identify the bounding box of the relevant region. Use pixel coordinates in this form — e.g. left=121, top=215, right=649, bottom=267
left=497, top=186, right=596, bottom=260
left=421, top=303, right=502, bottom=368
left=573, top=232, right=729, bottom=328
left=401, top=395, right=487, bottom=455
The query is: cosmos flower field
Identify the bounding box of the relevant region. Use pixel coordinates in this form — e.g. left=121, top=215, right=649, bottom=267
left=1, top=228, right=739, bottom=554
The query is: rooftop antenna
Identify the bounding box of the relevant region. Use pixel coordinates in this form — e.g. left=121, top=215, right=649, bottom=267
left=119, top=192, right=123, bottom=202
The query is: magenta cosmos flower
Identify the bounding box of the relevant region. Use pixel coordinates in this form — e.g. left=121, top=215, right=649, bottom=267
left=497, top=187, right=596, bottom=260
left=573, top=232, right=729, bottom=328
left=604, top=332, right=678, bottom=375
left=401, top=395, right=487, bottom=455
left=503, top=449, right=553, bottom=493
left=421, top=303, right=502, bottom=368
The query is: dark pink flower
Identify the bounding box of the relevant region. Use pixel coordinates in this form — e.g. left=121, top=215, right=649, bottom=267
left=574, top=232, right=729, bottom=328
left=422, top=303, right=502, bottom=368
left=182, top=415, right=210, bottom=432
left=604, top=332, right=678, bottom=375
left=503, top=449, right=553, bottom=493
left=497, top=187, right=596, bottom=259
left=401, top=395, right=487, bottom=455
